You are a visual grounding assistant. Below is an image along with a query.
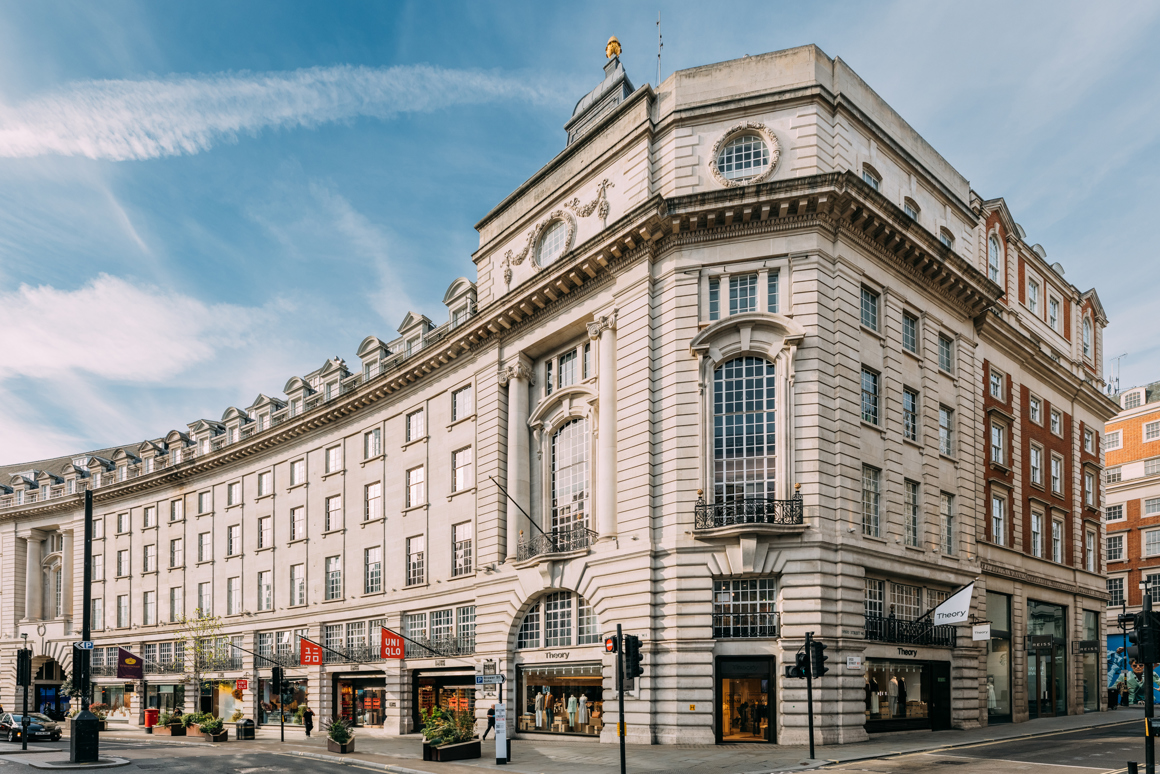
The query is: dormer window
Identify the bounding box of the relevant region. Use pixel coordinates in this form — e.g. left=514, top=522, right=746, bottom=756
left=1125, top=391, right=1143, bottom=410
left=363, top=361, right=376, bottom=381
left=67, top=479, right=75, bottom=495
left=228, top=426, right=238, bottom=444
left=535, top=220, right=568, bottom=268
left=290, top=399, right=301, bottom=417
left=200, top=438, right=210, bottom=454
left=405, top=337, right=420, bottom=357
left=117, top=466, right=126, bottom=482
left=325, top=381, right=337, bottom=401
left=143, top=458, right=153, bottom=474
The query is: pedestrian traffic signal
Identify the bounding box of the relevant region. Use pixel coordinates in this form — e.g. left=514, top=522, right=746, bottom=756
left=623, top=634, right=644, bottom=679
left=605, top=636, right=619, bottom=653
left=810, top=640, right=829, bottom=678
left=785, top=649, right=810, bottom=679
left=16, top=649, right=31, bottom=688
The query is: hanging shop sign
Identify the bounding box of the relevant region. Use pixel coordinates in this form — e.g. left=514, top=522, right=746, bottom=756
left=972, top=624, right=991, bottom=641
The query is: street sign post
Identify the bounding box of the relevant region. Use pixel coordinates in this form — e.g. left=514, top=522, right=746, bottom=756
left=475, top=674, right=506, bottom=685
left=494, top=703, right=507, bottom=765
left=74, top=641, right=95, bottom=650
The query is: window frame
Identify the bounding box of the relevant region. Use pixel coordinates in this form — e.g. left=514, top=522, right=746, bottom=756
left=901, top=311, right=919, bottom=354
left=1106, top=533, right=1124, bottom=563
left=938, top=334, right=954, bottom=374
left=860, top=367, right=880, bottom=425
left=860, top=286, right=880, bottom=332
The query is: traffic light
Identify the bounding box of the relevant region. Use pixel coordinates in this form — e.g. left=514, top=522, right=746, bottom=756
left=785, top=649, right=810, bottom=678
left=623, top=634, right=644, bottom=679
left=604, top=636, right=619, bottom=654
left=1129, top=612, right=1160, bottom=665
left=270, top=665, right=283, bottom=695
left=16, top=649, right=31, bottom=687
left=810, top=640, right=829, bottom=678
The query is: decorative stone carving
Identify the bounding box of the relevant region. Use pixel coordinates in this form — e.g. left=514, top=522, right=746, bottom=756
left=707, top=121, right=781, bottom=189
left=586, top=307, right=619, bottom=340
left=566, top=179, right=615, bottom=220
left=498, top=362, right=535, bottom=387
left=500, top=208, right=579, bottom=287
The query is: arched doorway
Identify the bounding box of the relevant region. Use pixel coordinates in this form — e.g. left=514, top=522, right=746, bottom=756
left=33, top=658, right=70, bottom=720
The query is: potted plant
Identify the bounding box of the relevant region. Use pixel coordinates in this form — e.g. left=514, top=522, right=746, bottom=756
left=154, top=712, right=186, bottom=736
left=199, top=717, right=228, bottom=743
left=419, top=707, right=480, bottom=762
left=89, top=704, right=110, bottom=731
left=325, top=717, right=355, bottom=754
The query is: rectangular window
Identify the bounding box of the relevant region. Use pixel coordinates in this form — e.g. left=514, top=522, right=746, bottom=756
left=290, top=506, right=305, bottom=540
left=143, top=544, right=156, bottom=573
left=940, top=492, right=955, bottom=555
left=257, top=471, right=272, bottom=496
left=226, top=577, right=240, bottom=615
left=364, top=428, right=381, bottom=459
left=258, top=516, right=272, bottom=548
left=1108, top=577, right=1125, bottom=607
left=891, top=582, right=922, bottom=621
left=712, top=578, right=778, bottom=638
left=458, top=605, right=478, bottom=645
left=227, top=481, right=241, bottom=506
left=1031, top=512, right=1044, bottom=558
left=1051, top=456, right=1063, bottom=494
left=708, top=277, right=720, bottom=321
left=406, top=410, right=425, bottom=442
left=1146, top=497, right=1160, bottom=516
left=197, top=582, right=211, bottom=615
left=545, top=359, right=553, bottom=396
left=452, top=448, right=473, bottom=492
left=404, top=612, right=428, bottom=644
left=453, top=522, right=473, bottom=577
left=1053, top=519, right=1064, bottom=562
left=365, top=482, right=382, bottom=521
left=938, top=335, right=954, bottom=373
left=94, top=516, right=105, bottom=539
left=116, top=549, right=129, bottom=577
left=1146, top=422, right=1160, bottom=442
left=517, top=604, right=540, bottom=649
left=143, top=506, right=156, bottom=528
left=117, top=512, right=128, bottom=533
left=902, top=312, right=918, bottom=353
left=1029, top=395, right=1042, bottom=424
left=1107, top=533, right=1124, bottom=562
left=117, top=594, right=129, bottom=628
left=430, top=609, right=453, bottom=644
left=730, top=273, right=758, bottom=315
left=767, top=271, right=780, bottom=314
left=860, top=286, right=879, bottom=331
left=989, top=371, right=1004, bottom=400
left=325, top=556, right=342, bottom=600
left=325, top=495, right=342, bottom=531
left=143, top=590, right=155, bottom=625
left=903, top=388, right=918, bottom=442
left=290, top=459, right=305, bottom=485
left=1030, top=445, right=1043, bottom=485
left=939, top=406, right=954, bottom=456
left=364, top=546, right=382, bottom=594
left=93, top=554, right=104, bottom=580
left=991, top=494, right=1006, bottom=546
left=1147, top=458, right=1160, bottom=477
left=198, top=532, right=211, bottom=562
left=1028, top=279, right=1040, bottom=314
left=863, top=169, right=880, bottom=189
left=1049, top=297, right=1060, bottom=331
left=558, top=349, right=578, bottom=388
left=407, top=466, right=425, bottom=508
left=583, top=341, right=591, bottom=379
left=290, top=564, right=305, bottom=606
left=1149, top=576, right=1160, bottom=605
left=227, top=524, right=240, bottom=555
left=325, top=445, right=342, bottom=474
left=346, top=621, right=367, bottom=654
left=544, top=591, right=573, bottom=647
left=991, top=423, right=1005, bottom=465
left=92, top=598, right=103, bottom=630
left=324, top=624, right=342, bottom=660
left=1107, top=467, right=1122, bottom=484
left=1106, top=503, right=1124, bottom=521
left=862, top=465, right=881, bottom=537
left=864, top=578, right=885, bottom=620
left=169, top=587, right=182, bottom=622
left=1106, top=431, right=1122, bottom=451
left=452, top=386, right=473, bottom=421
left=258, top=570, right=272, bottom=611
left=860, top=368, right=879, bottom=425
left=904, top=480, right=920, bottom=547
left=1084, top=428, right=1096, bottom=453
left=406, top=536, right=425, bottom=586
left=1050, top=408, right=1062, bottom=435
left=1085, top=471, right=1096, bottom=506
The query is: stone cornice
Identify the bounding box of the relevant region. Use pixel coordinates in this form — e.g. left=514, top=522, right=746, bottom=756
left=981, top=560, right=1109, bottom=600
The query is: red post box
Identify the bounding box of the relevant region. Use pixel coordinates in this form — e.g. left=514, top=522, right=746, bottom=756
left=144, top=708, right=159, bottom=728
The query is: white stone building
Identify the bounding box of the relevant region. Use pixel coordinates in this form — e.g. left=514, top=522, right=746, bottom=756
left=0, top=43, right=1118, bottom=745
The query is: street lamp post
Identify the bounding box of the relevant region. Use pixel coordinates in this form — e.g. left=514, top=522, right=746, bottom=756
left=69, top=490, right=100, bottom=763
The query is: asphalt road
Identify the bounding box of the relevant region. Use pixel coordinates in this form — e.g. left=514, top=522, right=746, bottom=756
left=826, top=719, right=1148, bottom=774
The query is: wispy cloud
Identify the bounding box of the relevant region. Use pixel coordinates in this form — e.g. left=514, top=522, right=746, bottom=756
left=0, top=64, right=558, bottom=161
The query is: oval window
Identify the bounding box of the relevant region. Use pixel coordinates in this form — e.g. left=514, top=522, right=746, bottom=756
left=536, top=220, right=568, bottom=267
left=716, top=134, right=770, bottom=182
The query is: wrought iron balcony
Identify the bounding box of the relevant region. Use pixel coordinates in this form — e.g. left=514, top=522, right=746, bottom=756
left=694, top=492, right=803, bottom=530
left=404, top=635, right=476, bottom=659
left=713, top=611, right=779, bottom=639
left=864, top=614, right=956, bottom=648
left=145, top=661, right=186, bottom=675
left=517, top=525, right=598, bottom=561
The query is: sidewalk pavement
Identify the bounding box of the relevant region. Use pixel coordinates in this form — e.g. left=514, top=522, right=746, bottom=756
left=91, top=707, right=1146, bottom=774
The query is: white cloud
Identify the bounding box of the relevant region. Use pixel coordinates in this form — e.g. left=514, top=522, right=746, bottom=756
left=0, top=64, right=558, bottom=161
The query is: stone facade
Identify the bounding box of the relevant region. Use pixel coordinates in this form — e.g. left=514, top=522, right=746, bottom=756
left=0, top=44, right=1118, bottom=745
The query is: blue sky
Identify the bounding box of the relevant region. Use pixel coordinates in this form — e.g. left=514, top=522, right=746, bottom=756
left=1, top=0, right=1158, bottom=464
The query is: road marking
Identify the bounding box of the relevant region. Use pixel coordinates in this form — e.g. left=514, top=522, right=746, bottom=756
left=917, top=719, right=1144, bottom=756
left=928, top=753, right=1120, bottom=772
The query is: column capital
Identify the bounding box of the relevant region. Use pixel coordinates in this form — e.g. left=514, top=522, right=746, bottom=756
left=587, top=307, right=619, bottom=340
left=499, top=356, right=535, bottom=387
left=17, top=528, right=46, bottom=541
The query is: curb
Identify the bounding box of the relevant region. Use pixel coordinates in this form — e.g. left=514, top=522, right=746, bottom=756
left=27, top=758, right=131, bottom=770
left=281, top=750, right=431, bottom=773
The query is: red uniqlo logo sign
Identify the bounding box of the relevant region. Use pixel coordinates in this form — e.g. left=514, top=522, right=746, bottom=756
left=235, top=679, right=248, bottom=691
left=300, top=638, right=323, bottom=666
left=381, top=628, right=404, bottom=660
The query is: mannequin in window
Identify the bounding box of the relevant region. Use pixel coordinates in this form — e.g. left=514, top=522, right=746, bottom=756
left=865, top=675, right=879, bottom=714
left=987, top=675, right=997, bottom=711
left=535, top=689, right=544, bottom=728
left=567, top=694, right=578, bottom=727
left=888, top=675, right=899, bottom=717
left=544, top=688, right=554, bottom=728
left=577, top=693, right=589, bottom=726
left=897, top=675, right=907, bottom=716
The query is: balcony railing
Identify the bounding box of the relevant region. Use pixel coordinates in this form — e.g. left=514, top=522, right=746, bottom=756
left=517, top=525, right=598, bottom=561
left=864, top=614, right=956, bottom=648
left=404, top=635, right=476, bottom=659
left=145, top=661, right=186, bottom=675
left=694, top=493, right=803, bottom=530
left=713, top=611, right=779, bottom=639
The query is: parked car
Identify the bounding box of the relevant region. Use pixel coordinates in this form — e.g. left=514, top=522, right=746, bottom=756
left=1, top=713, right=62, bottom=742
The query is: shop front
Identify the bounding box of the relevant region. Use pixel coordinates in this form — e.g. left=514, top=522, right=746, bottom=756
left=257, top=676, right=309, bottom=726
left=92, top=683, right=133, bottom=719
left=714, top=657, right=774, bottom=743
left=196, top=679, right=248, bottom=720
left=1026, top=600, right=1067, bottom=719
left=986, top=591, right=1013, bottom=723
left=1080, top=611, right=1100, bottom=713
left=411, top=668, right=478, bottom=733
left=516, top=663, right=604, bottom=737
left=144, top=684, right=186, bottom=714
left=334, top=674, right=389, bottom=727
left=861, top=648, right=952, bottom=733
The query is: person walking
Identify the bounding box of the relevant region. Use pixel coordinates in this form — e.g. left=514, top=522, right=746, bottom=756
left=481, top=704, right=495, bottom=740
left=302, top=705, right=314, bottom=737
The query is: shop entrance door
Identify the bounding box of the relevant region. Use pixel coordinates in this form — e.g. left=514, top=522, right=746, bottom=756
left=1028, top=649, right=1055, bottom=718
left=715, top=658, right=774, bottom=744
left=929, top=662, right=952, bottom=730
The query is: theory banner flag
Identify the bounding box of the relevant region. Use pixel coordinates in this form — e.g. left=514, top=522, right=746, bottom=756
left=117, top=647, right=144, bottom=680
left=380, top=627, right=405, bottom=660
left=930, top=582, right=975, bottom=626
left=299, top=637, right=323, bottom=666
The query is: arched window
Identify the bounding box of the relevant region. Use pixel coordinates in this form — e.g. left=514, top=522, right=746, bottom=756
left=713, top=356, right=776, bottom=501
left=536, top=220, right=568, bottom=267
left=515, top=592, right=600, bottom=649
left=988, top=235, right=1002, bottom=283
left=551, top=418, right=590, bottom=533
left=716, top=134, right=770, bottom=182
left=1082, top=317, right=1092, bottom=359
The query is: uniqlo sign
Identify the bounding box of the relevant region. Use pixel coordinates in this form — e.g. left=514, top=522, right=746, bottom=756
left=300, top=638, right=323, bottom=666
left=381, top=628, right=404, bottom=660
left=235, top=679, right=249, bottom=691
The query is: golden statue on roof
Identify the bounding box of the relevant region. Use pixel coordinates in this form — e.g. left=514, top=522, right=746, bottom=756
left=606, top=36, right=622, bottom=59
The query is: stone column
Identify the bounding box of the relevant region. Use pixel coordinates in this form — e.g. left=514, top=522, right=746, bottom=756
left=62, top=531, right=73, bottom=619
left=500, top=359, right=533, bottom=560
left=22, top=531, right=43, bottom=621
left=589, top=309, right=619, bottom=538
